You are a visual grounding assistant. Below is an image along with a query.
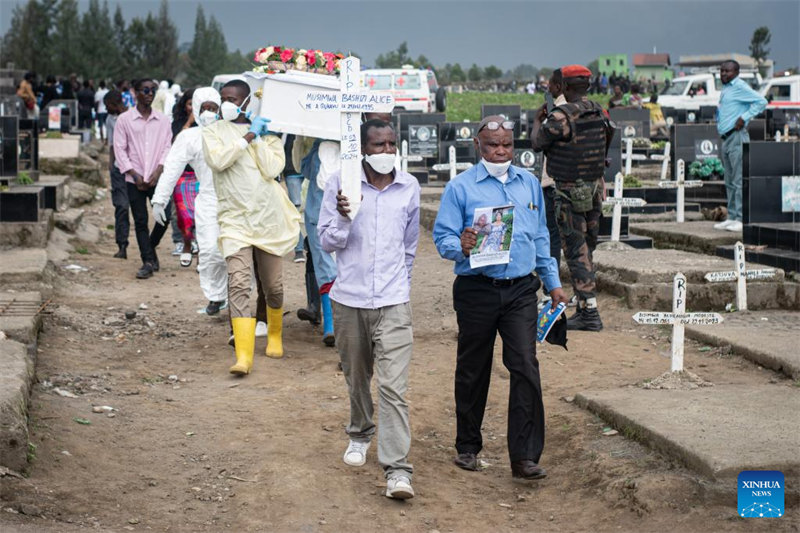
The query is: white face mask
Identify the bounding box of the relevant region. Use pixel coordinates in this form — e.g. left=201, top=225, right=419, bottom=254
left=198, top=110, right=219, bottom=127
left=364, top=153, right=396, bottom=174
left=220, top=95, right=250, bottom=122
left=482, top=158, right=511, bottom=178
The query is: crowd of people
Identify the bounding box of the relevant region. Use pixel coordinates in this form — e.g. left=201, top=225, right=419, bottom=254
left=15, top=57, right=760, bottom=504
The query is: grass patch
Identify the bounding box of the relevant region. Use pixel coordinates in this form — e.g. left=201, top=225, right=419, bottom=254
left=106, top=224, right=114, bottom=230
left=45, top=131, right=63, bottom=139
left=446, top=92, right=611, bottom=122
left=16, top=171, right=33, bottom=185
left=27, top=442, right=37, bottom=463
left=75, top=246, right=89, bottom=255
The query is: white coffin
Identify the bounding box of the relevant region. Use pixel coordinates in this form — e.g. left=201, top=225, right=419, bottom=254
left=244, top=70, right=341, bottom=141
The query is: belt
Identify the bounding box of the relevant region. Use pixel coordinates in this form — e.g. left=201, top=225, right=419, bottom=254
left=720, top=128, right=737, bottom=141
left=475, top=273, right=533, bottom=287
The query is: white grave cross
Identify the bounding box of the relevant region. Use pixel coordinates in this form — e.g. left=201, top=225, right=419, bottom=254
left=400, top=140, right=423, bottom=173
left=431, top=145, right=473, bottom=180
left=301, top=56, right=395, bottom=219
left=633, top=273, right=724, bottom=372
left=704, top=241, right=777, bottom=311
left=650, top=141, right=671, bottom=181
left=623, top=138, right=647, bottom=176
left=658, top=159, right=703, bottom=223
left=602, top=172, right=647, bottom=241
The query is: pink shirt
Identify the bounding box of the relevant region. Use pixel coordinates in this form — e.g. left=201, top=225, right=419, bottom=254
left=113, top=106, right=172, bottom=184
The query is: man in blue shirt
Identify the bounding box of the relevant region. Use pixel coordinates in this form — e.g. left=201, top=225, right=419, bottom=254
left=433, top=116, right=568, bottom=483
left=714, top=60, right=767, bottom=232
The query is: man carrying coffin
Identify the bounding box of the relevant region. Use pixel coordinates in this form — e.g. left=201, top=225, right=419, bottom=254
left=202, top=80, right=300, bottom=375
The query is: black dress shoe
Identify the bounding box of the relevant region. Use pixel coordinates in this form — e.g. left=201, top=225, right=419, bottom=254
left=510, top=460, right=547, bottom=481
left=136, top=263, right=154, bottom=279
left=454, top=452, right=480, bottom=471
left=113, top=245, right=127, bottom=259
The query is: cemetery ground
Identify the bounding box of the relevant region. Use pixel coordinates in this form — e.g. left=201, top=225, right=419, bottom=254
left=1, top=182, right=798, bottom=532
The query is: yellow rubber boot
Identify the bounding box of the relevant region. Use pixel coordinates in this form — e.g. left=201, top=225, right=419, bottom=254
left=229, top=317, right=256, bottom=375
left=265, top=307, right=284, bottom=358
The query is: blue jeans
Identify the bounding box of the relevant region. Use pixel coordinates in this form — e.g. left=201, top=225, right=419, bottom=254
left=285, top=174, right=305, bottom=253
left=304, top=180, right=337, bottom=287
left=721, top=129, right=748, bottom=222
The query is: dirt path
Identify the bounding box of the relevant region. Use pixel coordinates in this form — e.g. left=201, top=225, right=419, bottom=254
left=0, top=190, right=794, bottom=532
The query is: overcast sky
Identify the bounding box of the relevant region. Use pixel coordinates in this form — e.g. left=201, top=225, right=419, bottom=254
left=2, top=0, right=799, bottom=72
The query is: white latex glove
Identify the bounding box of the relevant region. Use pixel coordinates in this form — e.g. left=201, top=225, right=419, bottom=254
left=152, top=201, right=167, bottom=226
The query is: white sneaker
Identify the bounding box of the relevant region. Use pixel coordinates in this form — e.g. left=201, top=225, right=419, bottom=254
left=713, top=219, right=734, bottom=230
left=343, top=440, right=370, bottom=466
left=725, top=220, right=743, bottom=232
left=255, top=321, right=267, bottom=337
left=386, top=476, right=414, bottom=500
left=171, top=242, right=183, bottom=256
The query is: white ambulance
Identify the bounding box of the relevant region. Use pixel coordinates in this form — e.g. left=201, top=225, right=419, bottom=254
left=361, top=66, right=446, bottom=113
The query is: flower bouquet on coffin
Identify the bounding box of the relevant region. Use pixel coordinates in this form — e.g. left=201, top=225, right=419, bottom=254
left=253, top=46, right=345, bottom=75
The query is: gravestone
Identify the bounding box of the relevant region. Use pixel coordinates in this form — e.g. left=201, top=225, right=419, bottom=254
left=397, top=112, right=445, bottom=162
left=18, top=118, right=38, bottom=179
left=767, top=108, right=800, bottom=137
left=747, top=118, right=766, bottom=141
left=717, top=141, right=800, bottom=272
left=609, top=108, right=650, bottom=140
left=0, top=116, right=18, bottom=179
left=512, top=139, right=538, bottom=174
left=0, top=186, right=44, bottom=222
left=662, top=106, right=687, bottom=128
left=480, top=104, right=522, bottom=138
left=698, top=105, right=716, bottom=124
left=670, top=124, right=720, bottom=180
left=438, top=121, right=479, bottom=180
left=42, top=99, right=78, bottom=132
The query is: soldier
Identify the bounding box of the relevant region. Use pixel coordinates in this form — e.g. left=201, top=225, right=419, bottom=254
left=532, top=65, right=614, bottom=331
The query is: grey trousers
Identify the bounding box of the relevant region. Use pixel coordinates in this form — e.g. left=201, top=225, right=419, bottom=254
left=721, top=129, right=749, bottom=222
left=334, top=301, right=414, bottom=480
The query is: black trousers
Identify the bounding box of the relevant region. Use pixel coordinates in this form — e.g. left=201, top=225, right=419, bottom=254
left=452, top=274, right=545, bottom=463
left=543, top=186, right=561, bottom=281
left=110, top=166, right=130, bottom=247
left=126, top=182, right=169, bottom=265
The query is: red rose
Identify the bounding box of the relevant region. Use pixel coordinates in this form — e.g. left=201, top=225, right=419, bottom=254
left=280, top=48, right=294, bottom=63
left=306, top=50, right=316, bottom=66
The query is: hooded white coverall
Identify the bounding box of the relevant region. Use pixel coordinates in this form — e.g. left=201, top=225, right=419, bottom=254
left=202, top=119, right=300, bottom=317
left=153, top=87, right=227, bottom=303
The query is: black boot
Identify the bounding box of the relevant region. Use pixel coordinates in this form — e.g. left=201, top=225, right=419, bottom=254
left=114, top=244, right=127, bottom=259
left=297, top=271, right=321, bottom=325
left=567, top=307, right=603, bottom=331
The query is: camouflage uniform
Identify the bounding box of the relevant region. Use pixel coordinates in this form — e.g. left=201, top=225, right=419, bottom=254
left=533, top=99, right=613, bottom=303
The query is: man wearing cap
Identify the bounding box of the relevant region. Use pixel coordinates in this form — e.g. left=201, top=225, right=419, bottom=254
left=433, top=115, right=568, bottom=483
left=532, top=65, right=614, bottom=332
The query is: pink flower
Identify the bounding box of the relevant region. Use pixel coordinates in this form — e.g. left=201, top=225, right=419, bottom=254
left=326, top=59, right=335, bottom=73
left=306, top=50, right=316, bottom=66
left=280, top=48, right=294, bottom=63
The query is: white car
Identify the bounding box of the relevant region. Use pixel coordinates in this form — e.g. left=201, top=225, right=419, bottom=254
left=658, top=71, right=762, bottom=111
left=760, top=75, right=800, bottom=109
left=211, top=74, right=246, bottom=93
left=361, top=66, right=446, bottom=113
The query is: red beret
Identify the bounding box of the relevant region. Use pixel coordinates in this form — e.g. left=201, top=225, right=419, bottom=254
left=561, top=65, right=592, bottom=78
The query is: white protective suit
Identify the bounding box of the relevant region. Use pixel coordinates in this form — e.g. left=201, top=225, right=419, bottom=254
left=153, top=87, right=227, bottom=302
left=152, top=80, right=175, bottom=117
left=202, top=120, right=300, bottom=259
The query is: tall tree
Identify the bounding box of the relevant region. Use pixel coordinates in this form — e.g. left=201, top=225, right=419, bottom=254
left=484, top=65, right=503, bottom=80
left=52, top=0, right=81, bottom=75
left=750, top=26, right=771, bottom=72
left=467, top=63, right=483, bottom=82
left=449, top=63, right=466, bottom=83
left=150, top=0, right=179, bottom=80
left=185, top=5, right=208, bottom=84
left=1, top=0, right=59, bottom=75
left=79, top=0, right=119, bottom=80
left=112, top=3, right=129, bottom=78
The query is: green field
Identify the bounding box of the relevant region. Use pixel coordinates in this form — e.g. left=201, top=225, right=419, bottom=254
left=445, top=92, right=611, bottom=122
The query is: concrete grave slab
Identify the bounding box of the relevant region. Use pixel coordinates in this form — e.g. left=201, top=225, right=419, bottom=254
left=575, top=385, right=800, bottom=481
left=594, top=248, right=799, bottom=311
left=0, top=248, right=49, bottom=284
left=0, top=338, right=35, bottom=472
left=38, top=137, right=80, bottom=159
left=629, top=221, right=740, bottom=255
left=0, top=291, right=43, bottom=345
left=685, top=310, right=800, bottom=380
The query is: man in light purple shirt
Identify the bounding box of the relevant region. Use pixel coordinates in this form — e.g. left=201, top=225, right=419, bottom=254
left=318, top=119, right=420, bottom=500
left=113, top=78, right=173, bottom=279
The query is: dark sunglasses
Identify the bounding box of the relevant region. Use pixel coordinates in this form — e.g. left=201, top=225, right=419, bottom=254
left=479, top=120, right=515, bottom=132
left=139, top=87, right=157, bottom=95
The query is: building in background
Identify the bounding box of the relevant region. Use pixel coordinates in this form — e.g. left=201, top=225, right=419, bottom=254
left=597, top=54, right=628, bottom=78
left=677, top=53, right=774, bottom=79
left=632, top=53, right=673, bottom=83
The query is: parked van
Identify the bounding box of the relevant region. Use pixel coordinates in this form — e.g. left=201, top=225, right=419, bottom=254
left=211, top=74, right=246, bottom=93
left=361, top=66, right=446, bottom=113
left=658, top=71, right=762, bottom=111
left=760, top=75, right=800, bottom=109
